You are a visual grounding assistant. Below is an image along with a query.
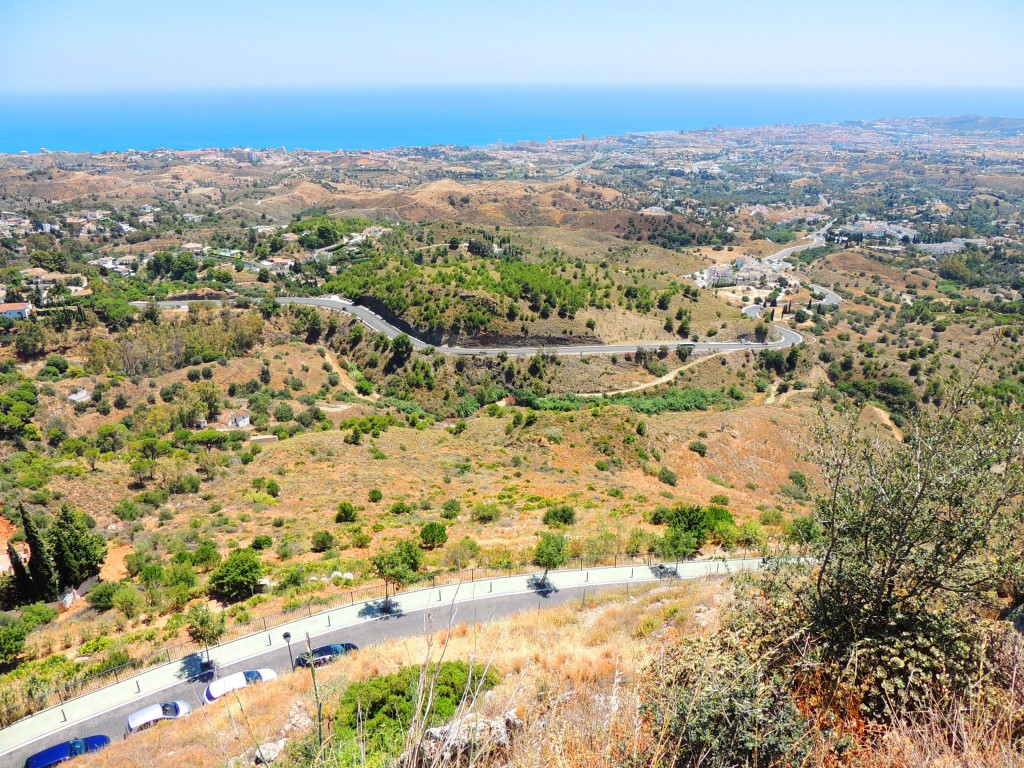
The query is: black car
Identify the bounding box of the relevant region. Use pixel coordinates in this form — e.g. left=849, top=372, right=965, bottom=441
left=295, top=642, right=358, bottom=667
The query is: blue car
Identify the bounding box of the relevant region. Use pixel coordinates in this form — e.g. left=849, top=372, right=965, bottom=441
left=25, top=735, right=110, bottom=768
left=295, top=642, right=358, bottom=667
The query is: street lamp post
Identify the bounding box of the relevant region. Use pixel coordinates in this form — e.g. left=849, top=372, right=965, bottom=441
left=283, top=631, right=294, bottom=669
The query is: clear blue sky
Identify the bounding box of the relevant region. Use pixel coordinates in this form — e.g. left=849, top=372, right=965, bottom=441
left=2, top=0, right=1022, bottom=92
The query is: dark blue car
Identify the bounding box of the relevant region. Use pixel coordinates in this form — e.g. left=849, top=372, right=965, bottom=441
left=25, top=735, right=110, bottom=768
left=295, top=642, right=358, bottom=667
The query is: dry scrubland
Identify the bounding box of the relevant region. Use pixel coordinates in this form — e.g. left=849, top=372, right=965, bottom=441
left=29, top=387, right=819, bottom=661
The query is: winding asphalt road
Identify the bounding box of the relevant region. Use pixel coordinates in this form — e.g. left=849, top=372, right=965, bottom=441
left=137, top=295, right=805, bottom=357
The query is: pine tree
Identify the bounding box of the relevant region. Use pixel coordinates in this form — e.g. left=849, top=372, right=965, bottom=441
left=20, top=506, right=58, bottom=601
left=49, top=504, right=106, bottom=589
left=7, top=541, right=34, bottom=604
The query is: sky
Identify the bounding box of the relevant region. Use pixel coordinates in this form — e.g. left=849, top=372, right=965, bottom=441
left=1, top=0, right=1022, bottom=92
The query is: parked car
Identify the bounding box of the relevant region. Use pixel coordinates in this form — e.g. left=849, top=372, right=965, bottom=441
left=295, top=643, right=358, bottom=668
left=24, top=736, right=110, bottom=768
left=204, top=668, right=277, bottom=703
left=126, top=700, right=192, bottom=733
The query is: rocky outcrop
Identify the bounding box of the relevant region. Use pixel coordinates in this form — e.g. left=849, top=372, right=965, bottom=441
left=403, top=711, right=523, bottom=766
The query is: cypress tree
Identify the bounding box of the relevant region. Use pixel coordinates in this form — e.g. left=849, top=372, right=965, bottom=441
left=7, top=541, right=34, bottom=604
left=49, top=504, right=106, bottom=589
left=20, top=506, right=58, bottom=601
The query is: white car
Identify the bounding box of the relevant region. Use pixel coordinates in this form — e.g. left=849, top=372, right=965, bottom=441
left=127, top=701, right=191, bottom=733
left=204, top=668, right=278, bottom=704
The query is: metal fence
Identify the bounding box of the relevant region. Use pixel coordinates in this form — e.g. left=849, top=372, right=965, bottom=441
left=0, top=552, right=683, bottom=727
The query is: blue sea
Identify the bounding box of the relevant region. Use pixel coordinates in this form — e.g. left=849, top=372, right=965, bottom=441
left=2, top=86, right=1024, bottom=154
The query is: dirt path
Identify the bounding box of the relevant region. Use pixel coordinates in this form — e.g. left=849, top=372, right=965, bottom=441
left=577, top=350, right=729, bottom=397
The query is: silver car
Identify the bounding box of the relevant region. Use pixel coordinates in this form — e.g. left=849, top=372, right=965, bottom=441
left=126, top=700, right=192, bottom=733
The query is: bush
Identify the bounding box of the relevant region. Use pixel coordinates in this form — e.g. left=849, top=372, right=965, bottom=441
left=542, top=503, right=576, bottom=527
left=251, top=535, right=273, bottom=551
left=208, top=548, right=263, bottom=602
left=112, top=586, right=145, bottom=619
left=441, top=536, right=480, bottom=569
left=85, top=582, right=123, bottom=611
left=368, top=488, right=383, bottom=503
left=113, top=498, right=143, bottom=521
left=709, top=494, right=729, bottom=506
left=419, top=521, right=448, bottom=550
left=688, top=440, right=708, bottom=456
left=440, top=499, right=461, bottom=520
left=350, top=529, right=371, bottom=548
left=389, top=501, right=413, bottom=515
left=136, top=489, right=169, bottom=506
left=788, top=514, right=822, bottom=546
left=20, top=602, right=58, bottom=629
left=640, top=634, right=812, bottom=768
left=311, top=530, right=336, bottom=553
left=470, top=503, right=501, bottom=523
left=168, top=474, right=201, bottom=494
left=335, top=662, right=499, bottom=759
left=335, top=501, right=358, bottom=523
left=658, top=467, right=678, bottom=486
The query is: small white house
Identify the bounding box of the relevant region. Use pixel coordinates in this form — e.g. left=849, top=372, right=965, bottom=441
left=222, top=409, right=250, bottom=428
left=68, top=390, right=91, bottom=404
left=0, top=302, right=33, bottom=319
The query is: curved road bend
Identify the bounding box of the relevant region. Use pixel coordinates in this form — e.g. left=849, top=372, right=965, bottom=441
left=136, top=296, right=805, bottom=357
left=0, top=558, right=761, bottom=763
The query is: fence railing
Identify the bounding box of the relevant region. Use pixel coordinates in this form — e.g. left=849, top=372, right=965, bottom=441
left=0, top=551, right=742, bottom=727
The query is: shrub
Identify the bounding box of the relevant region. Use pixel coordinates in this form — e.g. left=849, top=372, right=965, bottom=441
left=85, top=582, right=123, bottom=611
left=350, top=529, right=371, bottom=548
left=250, top=535, right=273, bottom=551
left=440, top=499, right=461, bottom=520
left=20, top=602, right=59, bottom=629
left=788, top=514, right=822, bottom=546
left=441, top=536, right=479, bottom=569
left=136, top=489, right=170, bottom=506
left=368, top=488, right=383, bottom=503
left=470, top=503, right=501, bottom=523
left=112, top=586, right=145, bottom=619
left=113, top=498, right=143, bottom=521
left=658, top=467, right=678, bottom=486
left=542, top=503, right=576, bottom=527
left=688, top=440, right=708, bottom=456
left=208, top=548, right=263, bottom=602
left=419, top=521, right=448, bottom=550
left=639, top=634, right=812, bottom=768
left=335, top=501, right=358, bottom=523
left=311, top=530, right=336, bottom=553
left=335, top=662, right=499, bottom=759
left=709, top=494, right=729, bottom=506
left=389, top=501, right=413, bottom=515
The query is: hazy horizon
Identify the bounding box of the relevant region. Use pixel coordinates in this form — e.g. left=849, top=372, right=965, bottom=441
left=3, top=85, right=1024, bottom=155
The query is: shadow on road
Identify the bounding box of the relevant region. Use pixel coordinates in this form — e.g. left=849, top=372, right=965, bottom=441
left=358, top=600, right=405, bottom=620
left=650, top=564, right=680, bottom=580
left=177, top=653, right=217, bottom=683
left=527, top=574, right=559, bottom=598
